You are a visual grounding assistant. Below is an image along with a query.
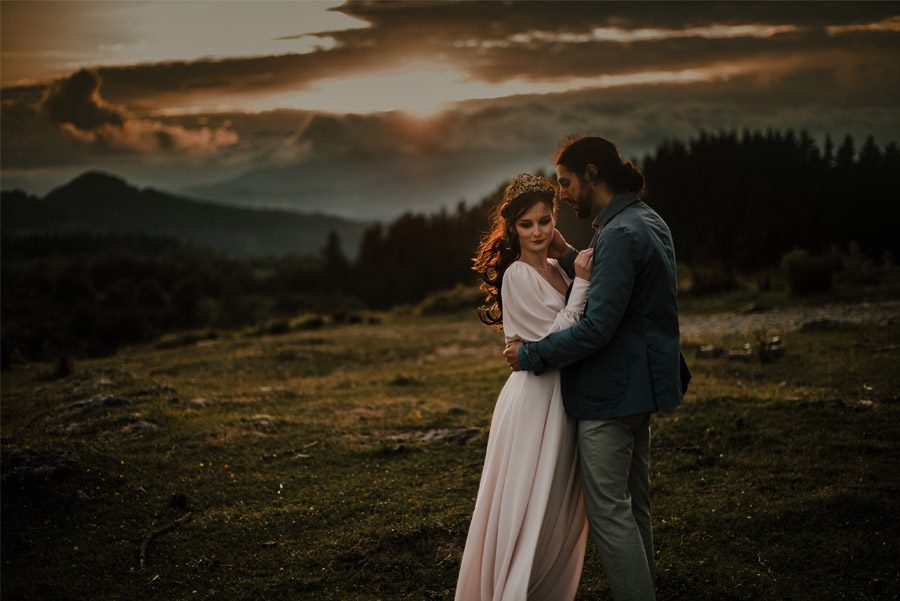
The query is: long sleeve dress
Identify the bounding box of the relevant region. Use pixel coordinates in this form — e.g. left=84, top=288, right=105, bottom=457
left=455, top=258, right=589, bottom=601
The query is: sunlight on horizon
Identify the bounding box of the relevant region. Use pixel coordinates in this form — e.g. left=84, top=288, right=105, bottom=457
left=255, top=62, right=753, bottom=116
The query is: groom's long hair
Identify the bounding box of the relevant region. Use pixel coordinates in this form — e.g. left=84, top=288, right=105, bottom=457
left=472, top=177, right=556, bottom=328
left=554, top=135, right=645, bottom=195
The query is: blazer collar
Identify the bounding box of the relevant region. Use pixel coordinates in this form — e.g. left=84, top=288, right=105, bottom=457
left=592, top=191, right=639, bottom=230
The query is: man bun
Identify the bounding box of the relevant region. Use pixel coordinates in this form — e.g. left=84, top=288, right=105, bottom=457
left=617, top=161, right=645, bottom=193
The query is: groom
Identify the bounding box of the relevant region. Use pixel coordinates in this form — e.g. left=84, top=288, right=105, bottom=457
left=504, top=136, right=686, bottom=601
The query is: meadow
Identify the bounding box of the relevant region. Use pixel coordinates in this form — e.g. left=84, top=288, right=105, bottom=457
left=2, top=289, right=898, bottom=600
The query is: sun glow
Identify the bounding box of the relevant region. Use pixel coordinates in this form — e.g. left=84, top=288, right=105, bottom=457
left=263, top=63, right=752, bottom=115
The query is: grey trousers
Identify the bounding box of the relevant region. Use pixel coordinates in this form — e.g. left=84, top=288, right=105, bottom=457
left=578, top=412, right=655, bottom=601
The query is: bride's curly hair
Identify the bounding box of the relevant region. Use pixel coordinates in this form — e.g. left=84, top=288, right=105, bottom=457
left=472, top=174, right=556, bottom=327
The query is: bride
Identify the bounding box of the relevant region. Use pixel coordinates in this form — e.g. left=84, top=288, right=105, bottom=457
left=456, top=173, right=593, bottom=600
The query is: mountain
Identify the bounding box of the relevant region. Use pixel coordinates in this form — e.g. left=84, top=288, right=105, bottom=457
left=182, top=151, right=546, bottom=221
left=0, top=171, right=369, bottom=258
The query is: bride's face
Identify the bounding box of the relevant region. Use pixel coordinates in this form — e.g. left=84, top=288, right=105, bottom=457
left=514, top=201, right=555, bottom=255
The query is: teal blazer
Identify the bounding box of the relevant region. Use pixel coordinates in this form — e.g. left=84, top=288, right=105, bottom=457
left=518, top=192, right=685, bottom=420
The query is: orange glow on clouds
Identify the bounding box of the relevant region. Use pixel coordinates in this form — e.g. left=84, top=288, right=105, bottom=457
left=148, top=62, right=753, bottom=116
left=827, top=16, right=900, bottom=35
left=258, top=63, right=753, bottom=115
left=455, top=23, right=801, bottom=49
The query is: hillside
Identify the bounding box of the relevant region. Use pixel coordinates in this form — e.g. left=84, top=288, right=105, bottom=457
left=2, top=305, right=897, bottom=600
left=0, top=171, right=368, bottom=258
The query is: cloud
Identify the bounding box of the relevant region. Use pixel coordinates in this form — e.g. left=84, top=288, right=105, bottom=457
left=5, top=1, right=898, bottom=115
left=39, top=69, right=125, bottom=129
left=2, top=69, right=238, bottom=168
left=160, top=62, right=900, bottom=220
left=336, top=1, right=898, bottom=34
left=827, top=15, right=900, bottom=35
left=3, top=2, right=900, bottom=217
left=0, top=0, right=369, bottom=86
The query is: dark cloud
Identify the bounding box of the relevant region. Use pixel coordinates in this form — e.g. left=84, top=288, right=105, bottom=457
left=461, top=28, right=896, bottom=83
left=86, top=44, right=410, bottom=112
left=2, top=70, right=239, bottom=168
left=4, top=2, right=897, bottom=113
left=39, top=68, right=126, bottom=129
left=338, top=1, right=899, bottom=32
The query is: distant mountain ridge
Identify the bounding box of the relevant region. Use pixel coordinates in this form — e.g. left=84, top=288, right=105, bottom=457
left=0, top=171, right=368, bottom=258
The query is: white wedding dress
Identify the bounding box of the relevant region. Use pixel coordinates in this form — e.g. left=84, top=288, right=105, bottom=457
left=455, top=259, right=589, bottom=601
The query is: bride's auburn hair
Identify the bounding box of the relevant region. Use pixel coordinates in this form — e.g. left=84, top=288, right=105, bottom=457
left=472, top=174, right=556, bottom=327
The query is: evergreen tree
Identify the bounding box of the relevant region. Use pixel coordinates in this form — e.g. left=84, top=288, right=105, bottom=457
left=321, top=230, right=350, bottom=290
left=837, top=134, right=856, bottom=168
left=823, top=134, right=835, bottom=167
left=859, top=135, right=882, bottom=169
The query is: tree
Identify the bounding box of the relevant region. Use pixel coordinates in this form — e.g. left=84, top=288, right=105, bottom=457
left=859, top=135, right=882, bottom=169
left=836, top=134, right=856, bottom=169
left=822, top=134, right=834, bottom=167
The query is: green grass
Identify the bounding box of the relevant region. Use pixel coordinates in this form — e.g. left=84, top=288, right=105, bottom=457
left=2, top=303, right=899, bottom=600
left=677, top=265, right=900, bottom=314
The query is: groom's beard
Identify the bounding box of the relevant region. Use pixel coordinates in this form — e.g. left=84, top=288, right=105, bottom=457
left=574, top=182, right=593, bottom=218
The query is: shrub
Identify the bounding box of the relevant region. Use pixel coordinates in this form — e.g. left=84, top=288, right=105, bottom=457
left=155, top=331, right=218, bottom=349
left=832, top=241, right=879, bottom=286
left=331, top=311, right=364, bottom=324
left=781, top=248, right=834, bottom=295
left=136, top=278, right=168, bottom=307
left=416, top=284, right=483, bottom=315
left=685, top=264, right=738, bottom=296
left=101, top=278, right=137, bottom=309
left=295, top=315, right=326, bottom=331
left=266, top=319, right=291, bottom=335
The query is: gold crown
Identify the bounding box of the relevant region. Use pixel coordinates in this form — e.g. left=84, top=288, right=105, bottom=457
left=505, top=173, right=553, bottom=200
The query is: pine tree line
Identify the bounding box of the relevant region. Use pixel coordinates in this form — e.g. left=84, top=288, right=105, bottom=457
left=3, top=129, right=897, bottom=361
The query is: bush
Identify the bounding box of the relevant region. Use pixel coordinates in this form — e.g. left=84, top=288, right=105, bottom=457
left=136, top=278, right=168, bottom=307
left=266, top=319, right=291, bottom=335
left=155, top=331, right=219, bottom=349
left=832, top=241, right=880, bottom=286
left=416, top=284, right=483, bottom=315
left=781, top=248, right=834, bottom=295
left=685, top=264, right=738, bottom=296
left=295, top=315, right=326, bottom=331
left=331, top=311, right=364, bottom=324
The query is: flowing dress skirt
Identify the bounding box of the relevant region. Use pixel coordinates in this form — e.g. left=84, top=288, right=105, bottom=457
left=455, top=369, right=588, bottom=601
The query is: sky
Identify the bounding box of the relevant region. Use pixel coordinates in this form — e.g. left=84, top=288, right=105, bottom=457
left=2, top=1, right=900, bottom=220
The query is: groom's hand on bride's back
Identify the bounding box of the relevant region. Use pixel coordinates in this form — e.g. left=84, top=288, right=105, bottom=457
left=504, top=340, right=522, bottom=371
left=547, top=228, right=570, bottom=259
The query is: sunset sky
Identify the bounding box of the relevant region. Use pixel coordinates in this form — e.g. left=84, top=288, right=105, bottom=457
left=2, top=1, right=899, bottom=220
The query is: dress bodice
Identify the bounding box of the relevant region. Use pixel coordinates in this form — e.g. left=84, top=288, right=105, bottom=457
left=502, top=259, right=589, bottom=343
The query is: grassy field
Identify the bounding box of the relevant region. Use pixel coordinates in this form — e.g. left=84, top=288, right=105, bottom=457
left=2, top=297, right=899, bottom=600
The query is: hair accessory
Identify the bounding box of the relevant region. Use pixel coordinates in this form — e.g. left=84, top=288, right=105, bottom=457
left=505, top=173, right=554, bottom=200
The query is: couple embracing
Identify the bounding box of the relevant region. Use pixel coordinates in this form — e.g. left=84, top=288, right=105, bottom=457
left=455, top=136, right=688, bottom=601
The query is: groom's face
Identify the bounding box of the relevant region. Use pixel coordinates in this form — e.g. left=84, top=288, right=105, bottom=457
left=555, top=164, right=593, bottom=219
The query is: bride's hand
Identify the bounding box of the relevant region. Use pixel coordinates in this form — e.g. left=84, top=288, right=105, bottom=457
left=547, top=228, right=569, bottom=259
left=503, top=340, right=522, bottom=371
left=574, top=248, right=593, bottom=280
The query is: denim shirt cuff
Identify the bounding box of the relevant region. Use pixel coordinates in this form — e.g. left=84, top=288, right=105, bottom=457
left=519, top=342, right=543, bottom=375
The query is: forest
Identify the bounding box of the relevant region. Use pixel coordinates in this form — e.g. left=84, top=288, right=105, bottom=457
left=2, top=129, right=897, bottom=363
